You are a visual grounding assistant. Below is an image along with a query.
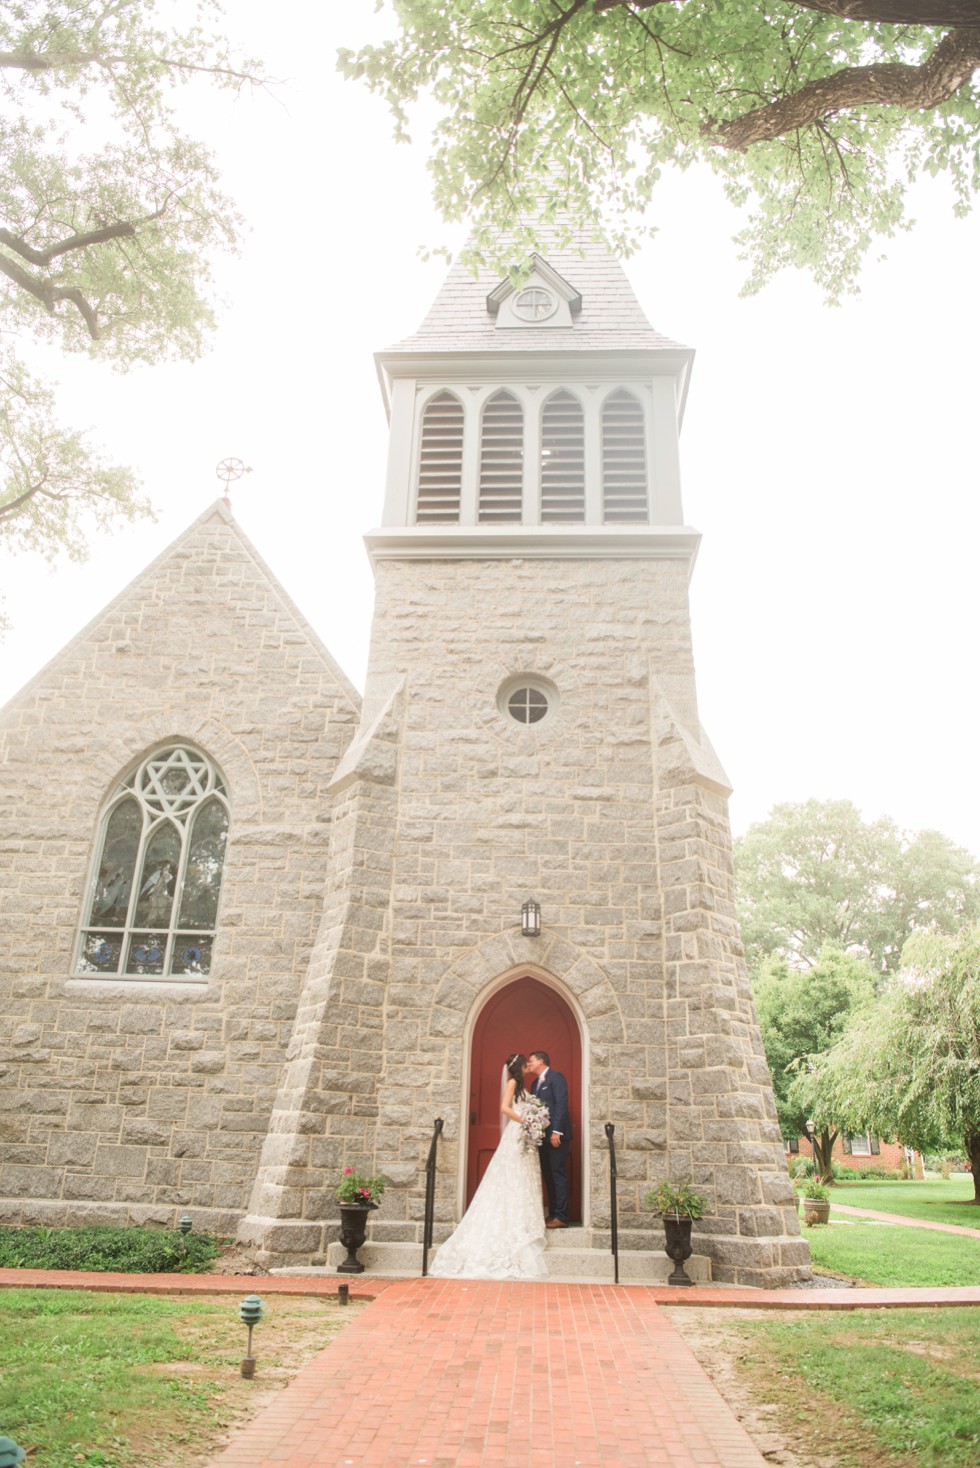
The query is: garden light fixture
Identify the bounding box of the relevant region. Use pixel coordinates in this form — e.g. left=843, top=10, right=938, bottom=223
left=238, top=1294, right=265, bottom=1378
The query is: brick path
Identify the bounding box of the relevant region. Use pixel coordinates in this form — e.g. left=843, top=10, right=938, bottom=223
left=3, top=1268, right=980, bottom=1468
left=205, top=1278, right=770, bottom=1468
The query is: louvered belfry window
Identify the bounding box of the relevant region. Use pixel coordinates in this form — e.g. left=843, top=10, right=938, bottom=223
left=541, top=391, right=586, bottom=522
left=416, top=391, right=464, bottom=523
left=478, top=390, right=524, bottom=522
left=602, top=389, right=648, bottom=522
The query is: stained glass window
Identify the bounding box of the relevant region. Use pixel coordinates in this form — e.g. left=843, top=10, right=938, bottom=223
left=76, top=746, right=229, bottom=980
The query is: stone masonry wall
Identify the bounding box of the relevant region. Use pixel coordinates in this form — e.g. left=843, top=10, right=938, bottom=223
left=242, top=551, right=807, bottom=1283
left=0, top=504, right=359, bottom=1233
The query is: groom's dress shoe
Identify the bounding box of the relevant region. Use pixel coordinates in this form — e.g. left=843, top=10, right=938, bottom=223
left=545, top=1218, right=567, bottom=1229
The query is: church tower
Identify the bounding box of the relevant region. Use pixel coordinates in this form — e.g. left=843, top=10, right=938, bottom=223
left=239, top=230, right=809, bottom=1285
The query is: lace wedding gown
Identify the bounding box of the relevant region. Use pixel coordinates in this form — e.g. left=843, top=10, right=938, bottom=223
left=429, top=1104, right=548, bottom=1280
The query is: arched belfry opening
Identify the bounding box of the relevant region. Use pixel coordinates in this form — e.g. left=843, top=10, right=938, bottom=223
left=467, top=975, right=583, bottom=1222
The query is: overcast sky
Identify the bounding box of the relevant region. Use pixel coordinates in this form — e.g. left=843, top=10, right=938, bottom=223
left=2, top=3, right=979, bottom=857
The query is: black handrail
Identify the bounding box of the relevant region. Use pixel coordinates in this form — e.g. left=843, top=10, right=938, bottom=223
left=421, top=1117, right=444, bottom=1277
left=604, top=1121, right=619, bottom=1285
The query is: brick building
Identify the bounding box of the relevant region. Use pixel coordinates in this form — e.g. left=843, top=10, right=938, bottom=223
left=0, top=230, right=810, bottom=1285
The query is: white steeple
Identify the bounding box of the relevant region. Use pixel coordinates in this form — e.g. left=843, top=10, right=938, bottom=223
left=369, top=224, right=698, bottom=565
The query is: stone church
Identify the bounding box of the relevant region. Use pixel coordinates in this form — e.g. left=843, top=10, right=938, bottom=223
left=0, top=230, right=809, bottom=1286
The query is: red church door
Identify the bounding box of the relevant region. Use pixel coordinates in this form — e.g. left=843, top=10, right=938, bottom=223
left=467, top=976, right=582, bottom=1221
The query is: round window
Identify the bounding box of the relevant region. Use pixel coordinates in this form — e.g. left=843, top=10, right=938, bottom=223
left=513, top=287, right=557, bottom=322
left=497, top=675, right=559, bottom=727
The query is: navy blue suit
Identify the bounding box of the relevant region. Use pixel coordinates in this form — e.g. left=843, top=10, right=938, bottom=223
left=532, top=1068, right=572, bottom=1223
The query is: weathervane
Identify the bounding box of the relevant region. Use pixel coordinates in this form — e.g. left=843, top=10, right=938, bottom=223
left=216, top=457, right=253, bottom=508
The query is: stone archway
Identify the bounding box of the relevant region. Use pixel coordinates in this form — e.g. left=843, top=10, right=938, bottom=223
left=467, top=974, right=583, bottom=1219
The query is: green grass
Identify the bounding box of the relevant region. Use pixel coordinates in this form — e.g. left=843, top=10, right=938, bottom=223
left=830, top=1176, right=977, bottom=1227
left=0, top=1288, right=358, bottom=1467
left=0, top=1225, right=220, bottom=1273
left=805, top=1215, right=980, bottom=1286
left=723, top=1307, right=980, bottom=1468
left=0, top=1290, right=229, bottom=1466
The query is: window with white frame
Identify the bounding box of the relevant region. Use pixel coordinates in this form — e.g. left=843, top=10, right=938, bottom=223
left=478, top=390, right=524, bottom=522
left=416, top=391, right=464, bottom=523
left=541, top=390, right=586, bottom=522
left=601, top=388, right=648, bottom=522
left=76, top=746, right=229, bottom=980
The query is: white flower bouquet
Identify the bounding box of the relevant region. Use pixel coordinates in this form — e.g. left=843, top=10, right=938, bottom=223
left=518, top=1095, right=550, bottom=1154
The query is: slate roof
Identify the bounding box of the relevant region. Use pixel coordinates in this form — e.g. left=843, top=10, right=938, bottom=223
left=383, top=224, right=689, bottom=356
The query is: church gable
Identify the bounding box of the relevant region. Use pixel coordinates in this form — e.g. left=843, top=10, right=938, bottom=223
left=0, top=502, right=361, bottom=1230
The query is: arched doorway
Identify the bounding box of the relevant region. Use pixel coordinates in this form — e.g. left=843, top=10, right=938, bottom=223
left=467, top=975, right=582, bottom=1221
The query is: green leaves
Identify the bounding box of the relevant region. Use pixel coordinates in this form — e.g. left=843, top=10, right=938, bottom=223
left=735, top=799, right=980, bottom=975
left=0, top=2, right=259, bottom=568
left=341, top=2, right=980, bottom=296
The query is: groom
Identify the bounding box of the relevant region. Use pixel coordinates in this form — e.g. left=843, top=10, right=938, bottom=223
left=527, top=1050, right=572, bottom=1228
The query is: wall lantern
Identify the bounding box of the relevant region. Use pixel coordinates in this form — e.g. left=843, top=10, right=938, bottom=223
left=521, top=898, right=541, bottom=938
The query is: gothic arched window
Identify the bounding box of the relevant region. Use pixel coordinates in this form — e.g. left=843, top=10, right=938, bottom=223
left=601, top=388, right=648, bottom=522
left=416, top=391, right=464, bottom=523
left=478, top=390, right=524, bottom=522
left=76, top=746, right=229, bottom=980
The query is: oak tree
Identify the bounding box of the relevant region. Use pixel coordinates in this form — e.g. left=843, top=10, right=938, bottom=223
left=0, top=0, right=259, bottom=564
left=735, top=799, right=980, bottom=975
left=341, top=3, right=980, bottom=295
left=754, top=945, right=877, bottom=1180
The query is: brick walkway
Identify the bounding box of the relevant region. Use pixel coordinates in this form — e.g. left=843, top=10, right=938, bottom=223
left=3, top=1268, right=980, bottom=1468
left=205, top=1278, right=771, bottom=1468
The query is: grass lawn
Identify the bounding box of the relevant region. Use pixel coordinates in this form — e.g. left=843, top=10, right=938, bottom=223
left=805, top=1215, right=980, bottom=1286
left=830, top=1176, right=977, bottom=1227
left=0, top=1288, right=360, bottom=1467
left=669, top=1306, right=980, bottom=1468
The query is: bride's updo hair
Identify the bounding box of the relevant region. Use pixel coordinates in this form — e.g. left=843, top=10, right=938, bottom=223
left=505, top=1053, right=528, bottom=1101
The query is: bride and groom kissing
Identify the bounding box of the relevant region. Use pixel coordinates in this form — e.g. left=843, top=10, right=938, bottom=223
left=429, top=1049, right=573, bottom=1281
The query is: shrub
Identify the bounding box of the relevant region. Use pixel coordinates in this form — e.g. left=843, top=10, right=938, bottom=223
left=644, top=1181, right=708, bottom=1219
left=796, top=1179, right=831, bottom=1201
left=0, top=1225, right=220, bottom=1273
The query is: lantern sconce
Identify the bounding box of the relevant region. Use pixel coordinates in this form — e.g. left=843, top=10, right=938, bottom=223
left=521, top=898, right=541, bottom=938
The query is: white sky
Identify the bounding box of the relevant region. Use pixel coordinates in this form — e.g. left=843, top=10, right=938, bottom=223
left=2, top=3, right=979, bottom=856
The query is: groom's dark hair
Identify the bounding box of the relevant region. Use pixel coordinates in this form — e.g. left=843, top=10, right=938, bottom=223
left=530, top=1050, right=550, bottom=1067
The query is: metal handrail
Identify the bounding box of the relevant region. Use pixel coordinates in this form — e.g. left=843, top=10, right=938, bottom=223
left=421, top=1117, right=444, bottom=1277
left=604, top=1121, right=619, bottom=1285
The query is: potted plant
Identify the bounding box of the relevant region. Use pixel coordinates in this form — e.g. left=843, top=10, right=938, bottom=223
left=644, top=1181, right=708, bottom=1287
left=796, top=1177, right=831, bottom=1226
left=335, top=1168, right=386, bottom=1274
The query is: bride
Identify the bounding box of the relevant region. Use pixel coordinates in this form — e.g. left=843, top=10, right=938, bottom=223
left=429, top=1052, right=548, bottom=1280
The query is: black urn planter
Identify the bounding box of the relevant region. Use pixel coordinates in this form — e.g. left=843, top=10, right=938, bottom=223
left=337, top=1203, right=375, bottom=1274
left=663, top=1215, right=696, bottom=1287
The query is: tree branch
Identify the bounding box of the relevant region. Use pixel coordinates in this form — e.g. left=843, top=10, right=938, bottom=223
left=0, top=251, right=102, bottom=337
left=593, top=0, right=980, bottom=23
left=705, top=25, right=980, bottom=152
left=0, top=220, right=137, bottom=266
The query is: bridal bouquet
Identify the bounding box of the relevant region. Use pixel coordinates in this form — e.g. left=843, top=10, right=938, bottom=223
left=518, top=1095, right=550, bottom=1154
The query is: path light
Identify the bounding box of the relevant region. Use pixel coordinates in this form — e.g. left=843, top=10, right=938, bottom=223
left=0, top=1438, right=26, bottom=1467
left=178, top=1214, right=193, bottom=1235
left=239, top=1294, right=265, bottom=1378
left=521, top=898, right=541, bottom=938
left=338, top=1283, right=349, bottom=1305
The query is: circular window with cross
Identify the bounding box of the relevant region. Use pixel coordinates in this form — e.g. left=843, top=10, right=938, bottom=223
left=513, top=287, right=557, bottom=322
left=497, top=674, right=559, bottom=727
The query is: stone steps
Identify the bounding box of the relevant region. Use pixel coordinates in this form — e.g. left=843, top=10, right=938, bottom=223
left=273, top=1232, right=711, bottom=1285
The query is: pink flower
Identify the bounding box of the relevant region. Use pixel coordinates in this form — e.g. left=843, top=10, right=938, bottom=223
left=344, top=1167, right=353, bottom=1175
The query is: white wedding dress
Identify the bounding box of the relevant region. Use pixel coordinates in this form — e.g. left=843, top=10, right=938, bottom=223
left=429, top=1103, right=548, bottom=1280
